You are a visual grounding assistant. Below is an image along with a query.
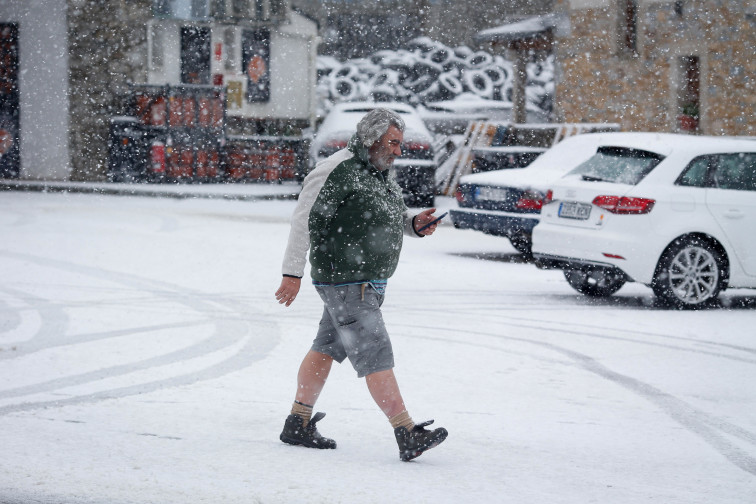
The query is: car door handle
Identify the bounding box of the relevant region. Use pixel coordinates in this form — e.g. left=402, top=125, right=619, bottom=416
left=723, top=209, right=745, bottom=219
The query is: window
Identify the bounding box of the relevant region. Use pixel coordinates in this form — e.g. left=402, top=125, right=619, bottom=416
left=210, top=0, right=226, bottom=17
left=568, top=147, right=664, bottom=186
left=676, top=156, right=712, bottom=187
left=181, top=26, right=211, bottom=85
left=712, top=153, right=756, bottom=191
left=150, top=24, right=164, bottom=69
left=270, top=0, right=285, bottom=17
left=223, top=27, right=236, bottom=71
left=618, top=0, right=638, bottom=55
left=231, top=0, right=250, bottom=17
left=674, top=0, right=685, bottom=17
left=677, top=56, right=700, bottom=132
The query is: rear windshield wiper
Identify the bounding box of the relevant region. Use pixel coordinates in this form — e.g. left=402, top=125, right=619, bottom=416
left=581, top=174, right=606, bottom=182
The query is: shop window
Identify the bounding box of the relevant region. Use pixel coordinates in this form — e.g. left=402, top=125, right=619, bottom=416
left=181, top=26, right=211, bottom=85
left=618, top=0, right=638, bottom=55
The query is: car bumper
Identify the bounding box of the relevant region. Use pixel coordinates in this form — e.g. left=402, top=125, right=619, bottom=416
left=531, top=220, right=663, bottom=284
left=449, top=208, right=539, bottom=238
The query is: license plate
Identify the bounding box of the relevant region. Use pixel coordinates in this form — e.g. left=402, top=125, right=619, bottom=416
left=559, top=201, right=592, bottom=220
left=476, top=187, right=509, bottom=202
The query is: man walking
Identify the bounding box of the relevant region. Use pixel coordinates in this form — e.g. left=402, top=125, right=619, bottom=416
left=274, top=107, right=448, bottom=461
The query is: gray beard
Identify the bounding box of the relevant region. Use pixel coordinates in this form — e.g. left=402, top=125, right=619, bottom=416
left=372, top=156, right=394, bottom=171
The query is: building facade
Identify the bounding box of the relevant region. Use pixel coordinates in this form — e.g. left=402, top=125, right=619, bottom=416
left=0, top=0, right=318, bottom=181
left=552, top=0, right=755, bottom=135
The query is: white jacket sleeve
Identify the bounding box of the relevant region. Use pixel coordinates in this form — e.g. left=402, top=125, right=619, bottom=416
left=403, top=210, right=425, bottom=238
left=281, top=149, right=353, bottom=277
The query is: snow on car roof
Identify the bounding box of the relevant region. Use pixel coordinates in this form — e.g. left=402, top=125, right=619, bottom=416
left=459, top=132, right=756, bottom=190
left=423, top=92, right=545, bottom=114
left=459, top=132, right=615, bottom=188
left=317, top=101, right=433, bottom=140
left=331, top=101, right=416, bottom=114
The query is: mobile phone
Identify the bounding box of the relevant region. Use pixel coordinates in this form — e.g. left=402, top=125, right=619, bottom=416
left=417, top=212, right=448, bottom=232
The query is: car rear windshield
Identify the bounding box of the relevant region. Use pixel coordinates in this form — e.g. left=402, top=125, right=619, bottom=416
left=567, top=147, right=665, bottom=185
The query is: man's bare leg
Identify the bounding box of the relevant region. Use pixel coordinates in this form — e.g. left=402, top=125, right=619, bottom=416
left=365, top=368, right=407, bottom=418
left=295, top=349, right=333, bottom=407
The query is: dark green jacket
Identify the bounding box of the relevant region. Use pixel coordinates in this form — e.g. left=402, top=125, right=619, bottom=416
left=307, top=134, right=411, bottom=282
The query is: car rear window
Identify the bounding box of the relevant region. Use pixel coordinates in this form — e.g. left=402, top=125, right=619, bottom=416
left=567, top=147, right=664, bottom=185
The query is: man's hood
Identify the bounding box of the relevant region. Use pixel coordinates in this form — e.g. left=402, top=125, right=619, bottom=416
left=347, top=134, right=378, bottom=170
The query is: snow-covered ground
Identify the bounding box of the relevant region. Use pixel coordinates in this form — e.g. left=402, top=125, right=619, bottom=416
left=1, top=190, right=755, bottom=504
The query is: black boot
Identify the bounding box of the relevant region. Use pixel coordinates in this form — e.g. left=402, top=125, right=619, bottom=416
left=394, top=420, right=448, bottom=461
left=280, top=411, right=336, bottom=449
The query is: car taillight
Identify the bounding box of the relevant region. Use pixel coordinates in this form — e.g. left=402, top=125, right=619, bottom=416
left=325, top=139, right=348, bottom=149
left=515, top=190, right=544, bottom=211
left=543, top=190, right=554, bottom=205
left=592, top=195, right=655, bottom=214
left=401, top=142, right=433, bottom=160
left=404, top=142, right=430, bottom=152
left=455, top=187, right=466, bottom=204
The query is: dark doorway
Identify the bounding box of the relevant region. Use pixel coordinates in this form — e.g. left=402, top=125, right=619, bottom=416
left=678, top=55, right=700, bottom=132
left=181, top=26, right=211, bottom=85
left=0, top=23, right=20, bottom=178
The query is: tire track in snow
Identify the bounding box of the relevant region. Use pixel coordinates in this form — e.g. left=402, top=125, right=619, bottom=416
left=391, top=299, right=756, bottom=364
left=397, top=321, right=756, bottom=476
left=0, top=286, right=70, bottom=353
left=0, top=250, right=280, bottom=415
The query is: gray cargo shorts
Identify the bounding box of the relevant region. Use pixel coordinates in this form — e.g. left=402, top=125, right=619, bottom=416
left=312, top=282, right=394, bottom=378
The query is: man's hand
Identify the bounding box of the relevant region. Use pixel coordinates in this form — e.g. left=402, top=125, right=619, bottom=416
left=413, top=208, right=442, bottom=236
left=275, top=276, right=301, bottom=307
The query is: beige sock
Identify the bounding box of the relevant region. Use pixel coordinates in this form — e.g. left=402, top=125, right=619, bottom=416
left=291, top=401, right=313, bottom=426
left=389, top=410, right=415, bottom=431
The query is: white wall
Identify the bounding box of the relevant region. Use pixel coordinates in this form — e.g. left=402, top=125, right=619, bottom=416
left=148, top=11, right=319, bottom=124
left=0, top=0, right=71, bottom=180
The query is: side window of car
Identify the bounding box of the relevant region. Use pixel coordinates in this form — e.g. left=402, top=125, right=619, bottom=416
left=712, top=153, right=756, bottom=191
left=676, top=156, right=711, bottom=187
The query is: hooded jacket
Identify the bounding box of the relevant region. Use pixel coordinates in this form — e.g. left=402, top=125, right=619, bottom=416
left=281, top=134, right=422, bottom=283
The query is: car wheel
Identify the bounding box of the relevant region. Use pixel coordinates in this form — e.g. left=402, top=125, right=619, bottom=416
left=652, top=237, right=724, bottom=309
left=509, top=231, right=532, bottom=257
left=563, top=267, right=626, bottom=297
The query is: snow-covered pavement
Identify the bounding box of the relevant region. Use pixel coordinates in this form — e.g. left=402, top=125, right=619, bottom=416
left=1, top=191, right=755, bottom=503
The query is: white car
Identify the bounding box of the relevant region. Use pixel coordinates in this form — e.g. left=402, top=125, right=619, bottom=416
left=532, top=132, right=756, bottom=308
left=310, top=101, right=437, bottom=207
left=451, top=133, right=618, bottom=254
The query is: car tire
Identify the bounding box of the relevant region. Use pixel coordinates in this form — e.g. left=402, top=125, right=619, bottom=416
left=651, top=237, right=724, bottom=309
left=563, top=267, right=626, bottom=297
left=509, top=231, right=532, bottom=257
